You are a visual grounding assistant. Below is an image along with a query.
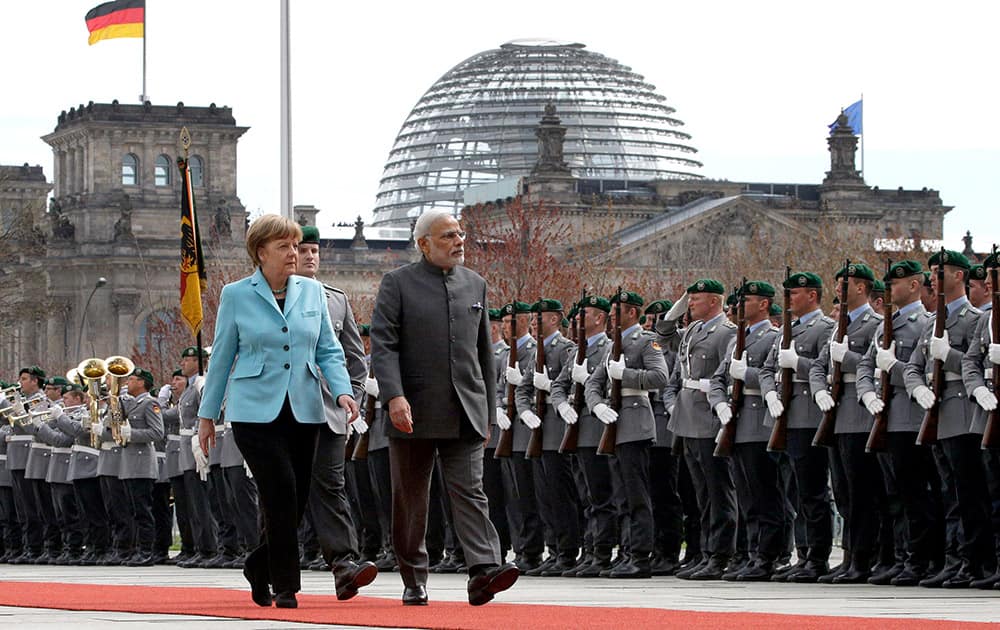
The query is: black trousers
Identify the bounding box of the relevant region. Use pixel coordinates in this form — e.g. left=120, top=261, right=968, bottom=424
left=209, top=465, right=239, bottom=555
left=100, top=475, right=132, bottom=555
left=836, top=433, right=883, bottom=570
left=232, top=401, right=320, bottom=595
left=982, top=449, right=1000, bottom=568
left=683, top=437, right=736, bottom=560
left=0, top=485, right=20, bottom=554
left=537, top=450, right=581, bottom=559
left=501, top=452, right=544, bottom=557
left=676, top=444, right=702, bottom=558
left=932, top=444, right=960, bottom=570
left=785, top=428, right=833, bottom=563
left=169, top=475, right=194, bottom=555
left=223, top=465, right=260, bottom=550
left=152, top=481, right=173, bottom=555
left=576, top=447, right=617, bottom=555
left=827, top=439, right=850, bottom=560
left=182, top=469, right=218, bottom=555
left=483, top=447, right=511, bottom=556
left=938, top=433, right=995, bottom=574
left=367, top=448, right=393, bottom=550
left=347, top=456, right=382, bottom=559
left=72, top=477, right=109, bottom=553
left=10, top=470, right=42, bottom=552
left=613, top=441, right=654, bottom=558
left=50, top=482, right=83, bottom=551
left=306, top=426, right=360, bottom=565
left=875, top=451, right=905, bottom=566
left=123, top=478, right=155, bottom=554
left=29, top=478, right=61, bottom=553
left=777, top=453, right=807, bottom=561
left=648, top=446, right=683, bottom=560
left=884, top=433, right=938, bottom=569
left=735, top=442, right=786, bottom=561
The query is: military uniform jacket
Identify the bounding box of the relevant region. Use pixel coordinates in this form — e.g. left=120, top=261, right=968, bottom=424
left=174, top=377, right=202, bottom=473
left=552, top=332, right=611, bottom=449
left=857, top=303, right=931, bottom=433
left=6, top=395, right=50, bottom=472
left=0, top=424, right=12, bottom=487
left=321, top=284, right=367, bottom=435
left=36, top=419, right=74, bottom=484
left=962, top=310, right=996, bottom=434
left=486, top=340, right=509, bottom=449
left=515, top=331, right=577, bottom=451
left=584, top=327, right=669, bottom=445
left=503, top=337, right=536, bottom=452
left=708, top=322, right=781, bottom=443
left=903, top=298, right=981, bottom=439
left=809, top=305, right=883, bottom=434
left=118, top=392, right=164, bottom=480
left=759, top=311, right=835, bottom=430
left=652, top=350, right=678, bottom=446
left=24, top=400, right=56, bottom=481
left=219, top=411, right=246, bottom=468
left=160, top=397, right=184, bottom=478
left=663, top=314, right=738, bottom=439
left=54, top=410, right=100, bottom=481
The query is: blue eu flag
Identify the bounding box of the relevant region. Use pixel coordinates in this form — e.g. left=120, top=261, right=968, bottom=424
left=829, top=99, right=862, bottom=135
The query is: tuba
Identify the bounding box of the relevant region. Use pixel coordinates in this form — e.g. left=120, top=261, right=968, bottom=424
left=104, top=355, right=135, bottom=446
left=77, top=358, right=108, bottom=447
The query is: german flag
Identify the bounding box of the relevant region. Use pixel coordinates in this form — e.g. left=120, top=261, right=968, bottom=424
left=85, top=0, right=144, bottom=46
left=179, top=155, right=206, bottom=337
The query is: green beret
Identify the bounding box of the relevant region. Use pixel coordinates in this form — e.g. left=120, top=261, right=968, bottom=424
left=0, top=380, right=8, bottom=389
left=872, top=279, right=886, bottom=293
left=985, top=253, right=999, bottom=269
left=725, top=292, right=738, bottom=307
left=769, top=303, right=783, bottom=316
left=48, top=376, right=70, bottom=387
left=742, top=281, right=776, bottom=298
left=610, top=290, right=644, bottom=307
left=639, top=315, right=647, bottom=325
left=300, top=225, right=320, bottom=244
left=579, top=295, right=611, bottom=313
left=835, top=263, right=876, bottom=282
left=885, top=260, right=923, bottom=281
left=172, top=368, right=183, bottom=378
left=923, top=271, right=932, bottom=287
left=970, top=264, right=987, bottom=281
left=487, top=308, right=503, bottom=322
left=784, top=272, right=823, bottom=289
left=131, top=367, right=154, bottom=389
left=644, top=299, right=673, bottom=315
left=928, top=249, right=971, bottom=271
left=358, top=324, right=371, bottom=337
left=501, top=301, right=533, bottom=315
left=20, top=366, right=46, bottom=379
left=64, top=383, right=85, bottom=394
left=566, top=305, right=579, bottom=321
left=686, top=279, right=725, bottom=295
left=181, top=346, right=210, bottom=358
left=532, top=298, right=563, bottom=313
left=561, top=317, right=570, bottom=328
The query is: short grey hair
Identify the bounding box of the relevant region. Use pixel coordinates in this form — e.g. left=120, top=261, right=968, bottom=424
left=413, top=210, right=455, bottom=241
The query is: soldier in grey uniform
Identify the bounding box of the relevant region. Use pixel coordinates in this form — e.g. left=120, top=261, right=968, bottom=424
left=904, top=249, right=991, bottom=588
left=8, top=367, right=48, bottom=564
left=586, top=290, right=669, bottom=579
left=658, top=280, right=738, bottom=580
left=24, top=380, right=62, bottom=564
left=515, top=298, right=580, bottom=576
left=161, top=367, right=194, bottom=563
left=551, top=295, right=616, bottom=577
left=360, top=324, right=396, bottom=572
left=758, top=271, right=835, bottom=583
left=93, top=382, right=134, bottom=565
left=484, top=309, right=511, bottom=561
left=809, top=263, right=885, bottom=584
left=206, top=387, right=241, bottom=568
left=499, top=301, right=545, bottom=570
left=0, top=409, right=17, bottom=562
left=709, top=281, right=784, bottom=581
left=857, top=260, right=938, bottom=586
left=219, top=406, right=259, bottom=569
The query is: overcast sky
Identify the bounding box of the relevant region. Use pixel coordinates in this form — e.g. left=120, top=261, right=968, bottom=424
left=2, top=0, right=996, bottom=251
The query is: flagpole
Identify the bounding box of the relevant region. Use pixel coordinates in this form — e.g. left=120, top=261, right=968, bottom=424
left=859, top=92, right=864, bottom=178
left=280, top=0, right=293, bottom=219
left=140, top=2, right=147, bottom=103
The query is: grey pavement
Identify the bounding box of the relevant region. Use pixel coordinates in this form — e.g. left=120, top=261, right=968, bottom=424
left=2, top=559, right=999, bottom=628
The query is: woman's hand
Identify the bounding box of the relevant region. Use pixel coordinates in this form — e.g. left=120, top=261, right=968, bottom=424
left=198, top=418, right=216, bottom=454
left=337, top=395, right=360, bottom=423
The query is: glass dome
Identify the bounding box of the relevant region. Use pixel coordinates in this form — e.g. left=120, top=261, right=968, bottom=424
left=372, top=40, right=702, bottom=226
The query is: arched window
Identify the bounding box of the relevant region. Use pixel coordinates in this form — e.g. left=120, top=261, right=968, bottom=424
left=189, top=155, right=204, bottom=187
left=154, top=155, right=172, bottom=186
left=122, top=153, right=139, bottom=186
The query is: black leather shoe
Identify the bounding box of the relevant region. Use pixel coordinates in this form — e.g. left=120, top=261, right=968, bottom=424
left=942, top=567, right=978, bottom=589
left=690, top=557, right=728, bottom=581
left=889, top=565, right=925, bottom=586
left=243, top=561, right=272, bottom=607
left=787, top=560, right=830, bottom=583
left=970, top=570, right=1000, bottom=589
left=736, top=560, right=774, bottom=582
left=818, top=562, right=849, bottom=584
left=126, top=552, right=157, bottom=567
left=274, top=592, right=297, bottom=608
left=722, top=557, right=749, bottom=581
left=541, top=557, right=578, bottom=577
left=610, top=557, right=651, bottom=579
left=334, top=560, right=378, bottom=601
left=650, top=556, right=680, bottom=576
left=561, top=554, right=593, bottom=577
left=868, top=562, right=904, bottom=585
left=576, top=558, right=611, bottom=578
left=206, top=553, right=238, bottom=569
left=832, top=567, right=871, bottom=584
left=468, top=563, right=519, bottom=606
left=374, top=551, right=397, bottom=572
left=676, top=557, right=709, bottom=580
left=678, top=551, right=703, bottom=570
left=32, top=551, right=54, bottom=565
left=514, top=554, right=542, bottom=573
left=524, top=556, right=555, bottom=577
left=403, top=585, right=428, bottom=606
left=919, top=566, right=957, bottom=588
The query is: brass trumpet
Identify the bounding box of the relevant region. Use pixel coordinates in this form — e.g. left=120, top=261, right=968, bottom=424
left=104, top=355, right=135, bottom=446
left=7, top=393, right=47, bottom=428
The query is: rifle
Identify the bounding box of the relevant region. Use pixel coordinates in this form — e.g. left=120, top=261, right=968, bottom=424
left=983, top=245, right=1000, bottom=449
left=714, top=279, right=747, bottom=457
left=767, top=267, right=793, bottom=452
left=866, top=259, right=894, bottom=453
left=917, top=248, right=947, bottom=446
left=352, top=364, right=376, bottom=461
left=494, top=301, right=517, bottom=459
left=813, top=258, right=851, bottom=447
left=559, top=290, right=586, bottom=454
left=525, top=300, right=545, bottom=459
left=597, top=287, right=623, bottom=456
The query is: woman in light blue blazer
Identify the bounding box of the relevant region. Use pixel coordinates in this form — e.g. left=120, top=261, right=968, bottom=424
left=198, top=214, right=358, bottom=609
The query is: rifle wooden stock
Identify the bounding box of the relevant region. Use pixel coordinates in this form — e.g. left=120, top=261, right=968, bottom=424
left=866, top=261, right=894, bottom=453
left=714, top=281, right=746, bottom=457
left=525, top=305, right=545, bottom=459
left=767, top=270, right=793, bottom=453
left=917, top=251, right=947, bottom=446
left=352, top=365, right=376, bottom=461
left=559, top=293, right=587, bottom=454
left=813, top=259, right=851, bottom=448
left=983, top=256, right=1000, bottom=450
left=493, top=302, right=517, bottom=459
left=597, top=290, right=623, bottom=456
left=344, top=431, right=358, bottom=460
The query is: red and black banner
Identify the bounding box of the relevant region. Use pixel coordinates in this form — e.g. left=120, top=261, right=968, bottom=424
left=85, top=0, right=144, bottom=45
left=179, top=157, right=206, bottom=337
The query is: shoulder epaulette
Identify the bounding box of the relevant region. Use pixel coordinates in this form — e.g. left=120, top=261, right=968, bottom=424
left=821, top=315, right=835, bottom=325
left=722, top=319, right=737, bottom=329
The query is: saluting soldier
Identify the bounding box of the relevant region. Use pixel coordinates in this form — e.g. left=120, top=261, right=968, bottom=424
left=586, top=290, right=669, bottom=578
left=708, top=280, right=784, bottom=581
left=658, top=280, right=738, bottom=580
left=758, top=272, right=835, bottom=583
left=515, top=298, right=580, bottom=576
left=904, top=249, right=991, bottom=588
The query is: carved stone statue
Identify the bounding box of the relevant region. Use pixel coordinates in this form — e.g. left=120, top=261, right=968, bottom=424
left=214, top=203, right=232, bottom=238
left=113, top=193, right=133, bottom=240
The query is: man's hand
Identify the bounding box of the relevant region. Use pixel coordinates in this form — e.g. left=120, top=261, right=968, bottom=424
left=778, top=346, right=799, bottom=370
left=973, top=386, right=998, bottom=412
left=533, top=370, right=552, bottom=392
left=814, top=390, right=835, bottom=413
left=520, top=410, right=541, bottom=430
left=388, top=396, right=413, bottom=433
left=729, top=351, right=748, bottom=381
left=876, top=341, right=898, bottom=373
left=913, top=385, right=936, bottom=411
left=714, top=402, right=733, bottom=425
left=929, top=331, right=951, bottom=362
left=198, top=418, right=216, bottom=453
left=338, top=395, right=360, bottom=422
left=593, top=403, right=618, bottom=425
left=557, top=401, right=578, bottom=425
left=496, top=407, right=511, bottom=431
left=505, top=366, right=524, bottom=386
left=861, top=391, right=884, bottom=415
left=571, top=362, right=589, bottom=385
left=830, top=336, right=849, bottom=364
left=764, top=391, right=784, bottom=419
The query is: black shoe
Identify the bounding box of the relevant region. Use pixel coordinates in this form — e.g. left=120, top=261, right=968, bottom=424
left=541, top=556, right=578, bottom=577
left=576, top=557, right=611, bottom=578
left=650, top=555, right=680, bottom=577
left=205, top=553, right=237, bottom=569
left=919, top=565, right=958, bottom=588
left=560, top=554, right=592, bottom=577
left=818, top=562, right=849, bottom=584
left=177, top=552, right=206, bottom=568
left=832, top=567, right=871, bottom=584
left=333, top=560, right=378, bottom=601
left=402, top=585, right=428, bottom=606
left=868, top=562, right=904, bottom=585
left=770, top=559, right=804, bottom=582
left=171, top=550, right=194, bottom=565
left=223, top=554, right=246, bottom=569
left=609, top=557, right=651, bottom=579
left=678, top=551, right=703, bottom=569
left=374, top=551, right=397, bottom=572
left=524, top=555, right=556, bottom=577
left=722, top=557, right=749, bottom=581
left=32, top=551, right=54, bottom=565
left=690, top=556, right=728, bottom=581
left=432, top=553, right=466, bottom=574
left=243, top=561, right=272, bottom=607
left=468, top=563, right=519, bottom=605
left=152, top=552, right=170, bottom=565
left=78, top=550, right=99, bottom=566
left=676, top=556, right=709, bottom=580
left=274, top=591, right=297, bottom=608
left=942, top=566, right=978, bottom=589
left=126, top=552, right=157, bottom=567
left=786, top=560, right=829, bottom=583
left=889, top=565, right=925, bottom=587
left=308, top=556, right=330, bottom=571
left=970, top=570, right=1000, bottom=589
left=736, top=560, right=775, bottom=582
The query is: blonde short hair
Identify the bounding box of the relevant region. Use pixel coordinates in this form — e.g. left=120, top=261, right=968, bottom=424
left=245, top=214, right=303, bottom=266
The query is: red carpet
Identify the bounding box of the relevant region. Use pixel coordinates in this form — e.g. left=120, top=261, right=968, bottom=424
left=0, top=581, right=995, bottom=629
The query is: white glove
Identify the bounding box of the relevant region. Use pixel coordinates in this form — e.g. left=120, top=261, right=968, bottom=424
left=90, top=419, right=105, bottom=437
left=496, top=409, right=511, bottom=431
left=764, top=390, right=784, bottom=418
left=729, top=351, right=748, bottom=381
left=533, top=370, right=552, bottom=392
left=830, top=336, right=849, bottom=364
left=714, top=402, right=733, bottom=425
left=157, top=384, right=172, bottom=405
left=876, top=341, right=898, bottom=373
left=814, top=390, right=835, bottom=412
left=505, top=366, right=524, bottom=386
left=364, top=377, right=379, bottom=398
left=667, top=404, right=675, bottom=416
left=520, top=409, right=541, bottom=429
left=665, top=292, right=690, bottom=322
left=861, top=391, right=884, bottom=415
left=593, top=403, right=618, bottom=425
left=698, top=378, right=711, bottom=393
left=192, top=434, right=209, bottom=476
left=607, top=357, right=625, bottom=380
left=351, top=418, right=369, bottom=434
left=913, top=385, right=936, bottom=410
left=929, top=330, right=951, bottom=362
left=571, top=361, right=589, bottom=384
left=973, top=386, right=998, bottom=412
left=557, top=401, right=578, bottom=425
left=120, top=424, right=132, bottom=443
left=989, top=343, right=1000, bottom=366
left=778, top=346, right=799, bottom=370
left=243, top=460, right=253, bottom=479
